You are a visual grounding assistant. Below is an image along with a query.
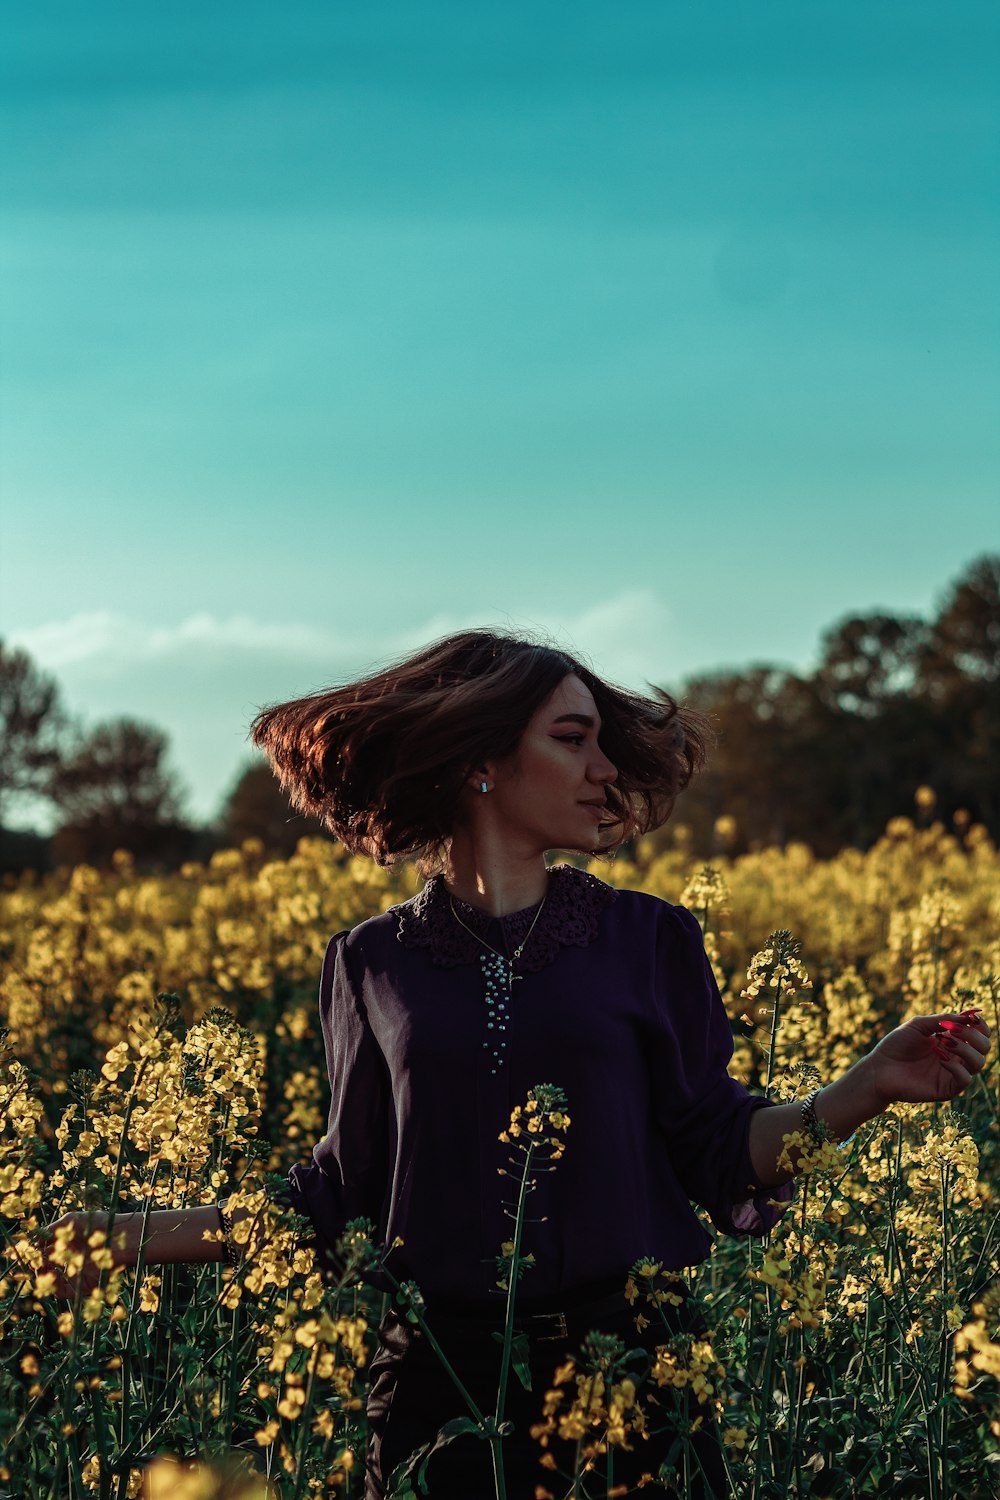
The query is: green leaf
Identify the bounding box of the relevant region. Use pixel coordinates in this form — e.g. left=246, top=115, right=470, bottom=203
left=490, top=1327, right=533, bottom=1390
left=435, top=1417, right=485, bottom=1440
left=413, top=1418, right=489, bottom=1488
left=510, top=1330, right=532, bottom=1392
left=383, top=1461, right=420, bottom=1499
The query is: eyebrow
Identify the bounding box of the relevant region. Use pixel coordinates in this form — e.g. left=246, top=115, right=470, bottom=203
left=550, top=713, right=600, bottom=730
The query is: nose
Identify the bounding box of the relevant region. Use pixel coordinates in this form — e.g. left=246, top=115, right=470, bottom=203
left=589, top=748, right=618, bottom=786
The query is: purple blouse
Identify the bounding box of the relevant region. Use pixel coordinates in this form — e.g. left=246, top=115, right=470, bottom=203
left=285, top=864, right=794, bottom=1305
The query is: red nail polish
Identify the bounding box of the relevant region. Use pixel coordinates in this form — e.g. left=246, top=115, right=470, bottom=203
left=938, top=1018, right=964, bottom=1032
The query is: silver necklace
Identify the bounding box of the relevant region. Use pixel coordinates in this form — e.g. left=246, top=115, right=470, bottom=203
left=448, top=883, right=549, bottom=1076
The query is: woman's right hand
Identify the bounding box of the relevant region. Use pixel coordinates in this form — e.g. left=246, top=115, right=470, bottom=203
left=34, top=1211, right=113, bottom=1299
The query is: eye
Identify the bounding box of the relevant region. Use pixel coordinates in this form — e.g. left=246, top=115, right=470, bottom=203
left=555, top=734, right=585, bottom=746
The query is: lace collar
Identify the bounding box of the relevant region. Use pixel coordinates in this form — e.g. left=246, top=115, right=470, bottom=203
left=394, top=863, right=617, bottom=972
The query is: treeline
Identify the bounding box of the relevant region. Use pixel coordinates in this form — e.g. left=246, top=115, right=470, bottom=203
left=0, top=665, right=322, bottom=876
left=1, top=554, right=997, bottom=874
left=665, top=553, right=999, bottom=857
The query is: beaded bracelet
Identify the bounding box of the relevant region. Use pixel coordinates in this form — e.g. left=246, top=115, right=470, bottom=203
left=216, top=1203, right=241, bottom=1270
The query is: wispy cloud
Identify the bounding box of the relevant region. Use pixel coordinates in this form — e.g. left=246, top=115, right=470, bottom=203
left=7, top=596, right=679, bottom=822
left=12, top=611, right=365, bottom=669
left=10, top=592, right=676, bottom=689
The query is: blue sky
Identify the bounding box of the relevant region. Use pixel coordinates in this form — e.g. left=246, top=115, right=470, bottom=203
left=2, top=1, right=998, bottom=824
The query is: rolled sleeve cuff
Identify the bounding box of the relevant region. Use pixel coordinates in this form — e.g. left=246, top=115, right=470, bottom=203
left=282, top=1160, right=347, bottom=1262
left=721, top=1095, right=796, bottom=1237
left=729, top=1179, right=796, bottom=1234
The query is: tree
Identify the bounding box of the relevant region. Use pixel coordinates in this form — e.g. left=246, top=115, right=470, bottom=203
left=665, top=557, right=1000, bottom=857
left=49, top=718, right=193, bottom=867
left=0, top=640, right=68, bottom=827
left=917, top=554, right=1000, bottom=828
left=918, top=553, right=1000, bottom=698
left=217, top=757, right=324, bottom=856
left=669, top=665, right=836, bottom=852
left=813, top=613, right=929, bottom=717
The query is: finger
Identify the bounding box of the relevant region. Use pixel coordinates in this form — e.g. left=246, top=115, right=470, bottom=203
left=930, top=1035, right=982, bottom=1077
left=965, top=1028, right=992, bottom=1058
left=928, top=1048, right=974, bottom=1092
left=964, top=1009, right=991, bottom=1029
left=941, top=1026, right=983, bottom=1062
left=935, top=1025, right=991, bottom=1062
left=941, top=1030, right=991, bottom=1061
left=908, top=1014, right=958, bottom=1034
left=940, top=1010, right=991, bottom=1038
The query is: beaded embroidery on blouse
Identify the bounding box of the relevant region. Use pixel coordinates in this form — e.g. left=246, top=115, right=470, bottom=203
left=394, top=863, right=617, bottom=972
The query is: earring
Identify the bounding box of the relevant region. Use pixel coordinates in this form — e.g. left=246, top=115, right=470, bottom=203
left=480, top=782, right=489, bottom=794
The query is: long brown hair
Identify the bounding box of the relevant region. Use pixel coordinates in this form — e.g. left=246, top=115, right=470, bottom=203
left=250, top=629, right=712, bottom=872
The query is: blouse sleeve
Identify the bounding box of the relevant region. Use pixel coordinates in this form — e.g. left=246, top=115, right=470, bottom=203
left=649, top=903, right=794, bottom=1238
left=279, top=931, right=392, bottom=1272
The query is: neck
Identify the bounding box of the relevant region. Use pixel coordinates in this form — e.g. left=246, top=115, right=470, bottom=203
left=442, top=827, right=551, bottom=917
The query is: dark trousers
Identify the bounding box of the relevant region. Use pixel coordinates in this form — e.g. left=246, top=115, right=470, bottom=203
left=364, top=1286, right=732, bottom=1499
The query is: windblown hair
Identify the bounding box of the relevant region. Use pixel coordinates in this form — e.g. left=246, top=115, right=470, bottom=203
left=250, top=629, right=713, bottom=872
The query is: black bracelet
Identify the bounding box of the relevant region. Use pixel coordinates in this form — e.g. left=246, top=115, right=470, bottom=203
left=800, top=1087, right=830, bottom=1147
left=216, top=1204, right=240, bottom=1269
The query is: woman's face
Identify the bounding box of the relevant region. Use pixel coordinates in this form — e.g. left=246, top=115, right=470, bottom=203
left=485, top=673, right=619, bottom=853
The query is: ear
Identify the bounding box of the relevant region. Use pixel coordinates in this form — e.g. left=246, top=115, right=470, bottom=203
left=467, top=761, right=498, bottom=794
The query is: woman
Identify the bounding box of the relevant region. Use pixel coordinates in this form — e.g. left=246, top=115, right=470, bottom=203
left=42, top=630, right=991, bottom=1499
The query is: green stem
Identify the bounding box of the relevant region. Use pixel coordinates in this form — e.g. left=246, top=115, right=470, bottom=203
left=970, top=1209, right=1000, bottom=1288
left=290, top=1344, right=322, bottom=1500
left=763, top=974, right=785, bottom=1100
left=936, top=1159, right=951, bottom=1500
left=87, top=1383, right=113, bottom=1500
left=492, top=1133, right=554, bottom=1500
left=789, top=1326, right=807, bottom=1497
left=931, top=916, right=942, bottom=1011
left=224, top=1286, right=242, bottom=1446
left=495, top=1141, right=536, bottom=1434
left=990, top=980, right=1000, bottom=1121
left=116, top=1166, right=160, bottom=1466
left=750, top=1288, right=777, bottom=1500
left=378, top=1268, right=489, bottom=1428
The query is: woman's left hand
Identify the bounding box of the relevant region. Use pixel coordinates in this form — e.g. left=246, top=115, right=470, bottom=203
left=864, top=1010, right=992, bottom=1108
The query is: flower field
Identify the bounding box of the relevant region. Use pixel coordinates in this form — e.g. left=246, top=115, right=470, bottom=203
left=1, top=818, right=998, bottom=1499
